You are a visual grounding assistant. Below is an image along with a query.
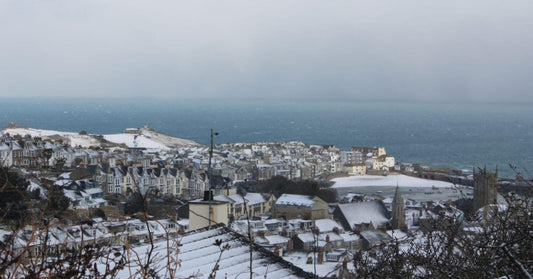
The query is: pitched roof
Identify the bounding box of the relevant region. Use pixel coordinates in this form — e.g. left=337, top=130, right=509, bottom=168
left=264, top=234, right=290, bottom=245
left=335, top=201, right=390, bottom=230
left=314, top=219, right=342, bottom=233
left=275, top=194, right=316, bottom=207
left=115, top=225, right=313, bottom=278
left=228, top=192, right=266, bottom=205
left=360, top=230, right=392, bottom=243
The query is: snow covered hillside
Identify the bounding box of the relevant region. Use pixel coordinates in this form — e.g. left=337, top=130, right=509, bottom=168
left=1, top=125, right=200, bottom=149
left=103, top=133, right=171, bottom=150
left=1, top=127, right=102, bottom=147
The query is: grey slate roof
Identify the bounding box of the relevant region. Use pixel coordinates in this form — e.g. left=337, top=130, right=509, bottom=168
left=115, top=225, right=314, bottom=278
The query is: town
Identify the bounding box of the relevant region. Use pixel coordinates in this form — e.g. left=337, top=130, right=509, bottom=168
left=0, top=124, right=527, bottom=278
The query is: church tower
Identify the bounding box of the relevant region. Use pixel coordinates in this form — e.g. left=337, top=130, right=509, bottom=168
left=473, top=167, right=498, bottom=211
left=391, top=186, right=405, bottom=230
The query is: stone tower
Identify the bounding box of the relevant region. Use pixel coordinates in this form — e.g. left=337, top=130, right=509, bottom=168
left=391, top=186, right=405, bottom=230
left=473, top=167, right=498, bottom=211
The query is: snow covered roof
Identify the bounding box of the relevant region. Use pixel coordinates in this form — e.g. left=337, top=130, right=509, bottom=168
left=276, top=194, right=316, bottom=207
left=177, top=219, right=189, bottom=227
left=63, top=190, right=80, bottom=201
left=340, top=232, right=360, bottom=242
left=319, top=232, right=343, bottom=242
left=227, top=192, right=266, bottom=205
left=93, top=198, right=107, bottom=205
left=296, top=232, right=316, bottom=243
left=84, top=187, right=104, bottom=195
left=213, top=195, right=234, bottom=203
left=360, top=230, right=392, bottom=243
left=113, top=225, right=312, bottom=278
left=386, top=229, right=409, bottom=240
left=264, top=235, right=290, bottom=245
left=283, top=251, right=341, bottom=277
left=382, top=197, right=393, bottom=204
left=336, top=201, right=390, bottom=229
left=264, top=218, right=286, bottom=225
left=314, top=219, right=342, bottom=233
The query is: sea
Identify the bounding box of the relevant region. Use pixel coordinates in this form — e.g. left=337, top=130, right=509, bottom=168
left=1, top=98, right=531, bottom=178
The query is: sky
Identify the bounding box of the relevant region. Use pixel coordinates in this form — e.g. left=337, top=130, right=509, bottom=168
left=1, top=0, right=533, bottom=103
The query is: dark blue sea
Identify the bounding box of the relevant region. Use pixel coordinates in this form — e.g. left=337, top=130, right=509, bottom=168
left=1, top=98, right=531, bottom=178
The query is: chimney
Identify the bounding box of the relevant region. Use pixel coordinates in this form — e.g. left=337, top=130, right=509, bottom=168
left=274, top=246, right=283, bottom=257
left=318, top=250, right=324, bottom=264
left=203, top=190, right=213, bottom=201
left=287, top=239, right=293, bottom=252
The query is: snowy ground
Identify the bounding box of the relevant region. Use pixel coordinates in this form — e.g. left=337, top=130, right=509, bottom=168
left=138, top=127, right=200, bottom=147
left=2, top=127, right=101, bottom=147
left=103, top=134, right=171, bottom=150
left=2, top=127, right=78, bottom=137
left=332, top=174, right=462, bottom=188
left=2, top=126, right=199, bottom=149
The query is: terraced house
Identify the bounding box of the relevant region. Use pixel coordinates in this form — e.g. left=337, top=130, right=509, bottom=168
left=88, top=164, right=195, bottom=198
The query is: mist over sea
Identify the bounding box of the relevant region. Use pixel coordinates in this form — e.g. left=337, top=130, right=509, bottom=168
left=1, top=98, right=531, bottom=178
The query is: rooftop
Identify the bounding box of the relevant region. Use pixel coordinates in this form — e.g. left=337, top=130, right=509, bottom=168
left=114, top=225, right=314, bottom=278
left=276, top=194, right=316, bottom=207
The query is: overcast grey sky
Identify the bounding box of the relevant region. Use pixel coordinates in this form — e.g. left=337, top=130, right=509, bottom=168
left=1, top=0, right=532, bottom=102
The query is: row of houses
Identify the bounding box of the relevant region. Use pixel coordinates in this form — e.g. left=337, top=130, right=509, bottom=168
left=87, top=165, right=206, bottom=198
left=2, top=134, right=398, bottom=189
left=191, top=190, right=464, bottom=256
left=0, top=218, right=181, bottom=260
left=0, top=138, right=50, bottom=168
left=230, top=216, right=399, bottom=263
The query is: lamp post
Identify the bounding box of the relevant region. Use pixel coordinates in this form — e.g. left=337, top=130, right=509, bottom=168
left=208, top=128, right=218, bottom=228
left=208, top=128, right=219, bottom=191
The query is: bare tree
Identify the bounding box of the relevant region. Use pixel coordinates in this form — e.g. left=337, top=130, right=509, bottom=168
left=350, top=177, right=533, bottom=278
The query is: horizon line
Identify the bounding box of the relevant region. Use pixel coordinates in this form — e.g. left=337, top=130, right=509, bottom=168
left=0, top=96, right=531, bottom=106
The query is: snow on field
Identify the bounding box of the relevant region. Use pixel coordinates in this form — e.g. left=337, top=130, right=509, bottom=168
left=332, top=174, right=460, bottom=188
left=103, top=134, right=171, bottom=150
